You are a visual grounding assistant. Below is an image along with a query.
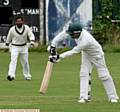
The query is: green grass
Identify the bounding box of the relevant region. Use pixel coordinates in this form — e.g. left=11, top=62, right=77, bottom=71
left=0, top=51, right=120, bottom=112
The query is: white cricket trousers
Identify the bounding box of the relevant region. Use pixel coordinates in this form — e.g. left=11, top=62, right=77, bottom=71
left=80, top=52, right=119, bottom=100
left=8, top=45, right=31, bottom=79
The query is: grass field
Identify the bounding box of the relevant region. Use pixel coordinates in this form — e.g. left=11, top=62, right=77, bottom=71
left=0, top=51, right=120, bottom=112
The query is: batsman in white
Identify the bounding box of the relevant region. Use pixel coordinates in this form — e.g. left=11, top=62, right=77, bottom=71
left=6, top=16, right=36, bottom=81
left=48, top=22, right=119, bottom=103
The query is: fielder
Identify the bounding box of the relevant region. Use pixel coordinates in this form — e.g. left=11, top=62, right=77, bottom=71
left=6, top=16, right=36, bottom=81
left=48, top=22, right=119, bottom=103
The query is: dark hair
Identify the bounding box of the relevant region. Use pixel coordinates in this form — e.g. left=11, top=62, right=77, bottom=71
left=15, top=16, right=24, bottom=21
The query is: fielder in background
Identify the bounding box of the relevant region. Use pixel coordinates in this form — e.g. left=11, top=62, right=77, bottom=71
left=48, top=22, right=119, bottom=103
left=6, top=16, right=37, bottom=81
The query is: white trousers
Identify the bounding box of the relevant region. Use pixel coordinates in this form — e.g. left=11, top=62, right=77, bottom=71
left=80, top=52, right=119, bottom=100
left=8, top=45, right=31, bottom=79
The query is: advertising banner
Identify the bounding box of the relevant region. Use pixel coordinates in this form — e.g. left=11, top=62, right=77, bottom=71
left=47, top=0, right=92, bottom=47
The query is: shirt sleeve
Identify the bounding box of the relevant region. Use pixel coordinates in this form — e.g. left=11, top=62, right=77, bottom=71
left=60, top=45, right=82, bottom=58
left=51, top=29, right=69, bottom=47
left=60, top=32, right=88, bottom=58
left=6, top=28, right=13, bottom=44
left=27, top=26, right=35, bottom=41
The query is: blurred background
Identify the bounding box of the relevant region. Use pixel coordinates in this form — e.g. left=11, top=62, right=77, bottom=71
left=0, top=0, right=120, bottom=48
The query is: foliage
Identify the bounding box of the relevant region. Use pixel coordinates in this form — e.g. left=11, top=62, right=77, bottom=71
left=103, top=44, right=120, bottom=52
left=93, top=0, right=120, bottom=45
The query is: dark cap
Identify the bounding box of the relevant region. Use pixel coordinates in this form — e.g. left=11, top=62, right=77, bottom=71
left=66, top=22, right=82, bottom=34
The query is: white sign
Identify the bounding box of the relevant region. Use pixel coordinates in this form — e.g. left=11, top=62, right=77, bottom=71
left=13, top=9, right=39, bottom=15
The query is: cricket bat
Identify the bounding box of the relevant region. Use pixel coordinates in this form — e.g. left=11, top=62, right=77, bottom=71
left=40, top=61, right=53, bottom=94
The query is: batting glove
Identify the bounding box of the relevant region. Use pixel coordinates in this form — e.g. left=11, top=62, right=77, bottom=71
left=49, top=55, right=60, bottom=63
left=47, top=45, right=57, bottom=55
left=5, top=43, right=9, bottom=46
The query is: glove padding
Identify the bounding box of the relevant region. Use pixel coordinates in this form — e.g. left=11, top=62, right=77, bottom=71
left=5, top=43, right=9, bottom=46
left=47, top=45, right=57, bottom=55
left=49, top=55, right=60, bottom=63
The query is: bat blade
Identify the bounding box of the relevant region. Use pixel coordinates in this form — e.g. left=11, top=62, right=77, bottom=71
left=40, top=61, right=53, bottom=94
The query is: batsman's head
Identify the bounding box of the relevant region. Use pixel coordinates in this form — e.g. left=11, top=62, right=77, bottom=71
left=66, top=22, right=82, bottom=39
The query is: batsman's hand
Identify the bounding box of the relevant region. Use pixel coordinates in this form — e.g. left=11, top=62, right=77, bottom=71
left=47, top=45, right=57, bottom=55
left=5, top=43, right=9, bottom=46
left=49, top=55, right=60, bottom=63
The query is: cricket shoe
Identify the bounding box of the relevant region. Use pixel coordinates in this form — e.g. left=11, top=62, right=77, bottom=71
left=78, top=98, right=90, bottom=103
left=25, top=77, right=31, bottom=80
left=88, top=95, right=91, bottom=101
left=109, top=99, right=118, bottom=103
left=78, top=99, right=86, bottom=103
left=7, top=75, right=14, bottom=81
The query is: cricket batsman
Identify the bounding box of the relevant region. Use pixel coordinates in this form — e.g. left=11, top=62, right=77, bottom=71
left=47, top=22, right=119, bottom=103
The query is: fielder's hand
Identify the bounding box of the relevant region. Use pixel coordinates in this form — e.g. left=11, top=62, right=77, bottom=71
left=30, top=41, right=39, bottom=48
left=47, top=45, right=57, bottom=55
left=49, top=55, right=60, bottom=63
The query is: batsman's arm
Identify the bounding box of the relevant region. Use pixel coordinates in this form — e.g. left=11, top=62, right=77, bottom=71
left=51, top=29, right=69, bottom=47
left=59, top=44, right=84, bottom=59
left=47, top=30, right=69, bottom=55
